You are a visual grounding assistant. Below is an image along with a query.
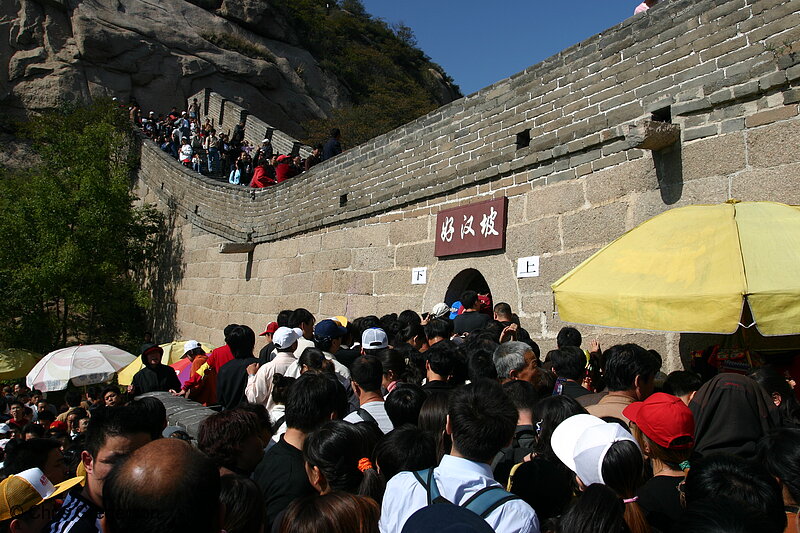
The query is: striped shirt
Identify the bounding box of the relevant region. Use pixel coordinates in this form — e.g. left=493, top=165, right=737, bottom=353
left=47, top=489, right=102, bottom=533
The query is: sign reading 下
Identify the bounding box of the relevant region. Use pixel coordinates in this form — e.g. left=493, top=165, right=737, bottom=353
left=434, top=197, right=508, bottom=258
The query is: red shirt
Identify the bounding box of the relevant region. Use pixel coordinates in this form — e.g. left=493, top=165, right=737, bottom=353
left=183, top=345, right=233, bottom=391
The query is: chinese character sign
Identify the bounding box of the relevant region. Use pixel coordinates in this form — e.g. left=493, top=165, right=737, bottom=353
left=434, top=198, right=508, bottom=257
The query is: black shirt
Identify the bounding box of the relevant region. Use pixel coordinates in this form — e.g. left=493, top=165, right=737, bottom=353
left=453, top=311, right=490, bottom=335
left=253, top=436, right=316, bottom=530
left=561, top=380, right=591, bottom=400
left=335, top=347, right=361, bottom=370
left=422, top=380, right=455, bottom=394
left=322, top=137, right=342, bottom=160
left=216, top=357, right=259, bottom=409
left=637, top=475, right=685, bottom=532
left=259, top=343, right=276, bottom=363
left=130, top=364, right=181, bottom=395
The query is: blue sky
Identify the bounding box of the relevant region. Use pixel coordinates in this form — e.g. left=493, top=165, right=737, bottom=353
left=361, top=1, right=640, bottom=95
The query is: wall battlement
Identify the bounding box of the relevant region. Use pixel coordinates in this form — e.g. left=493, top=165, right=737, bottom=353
left=140, top=0, right=800, bottom=244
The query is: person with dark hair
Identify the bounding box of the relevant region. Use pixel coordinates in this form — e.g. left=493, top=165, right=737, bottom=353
left=494, top=303, right=532, bottom=344
left=22, top=422, right=46, bottom=440
left=557, top=483, right=628, bottom=533
left=46, top=406, right=152, bottom=533
left=624, top=392, right=694, bottom=531
left=374, top=425, right=437, bottom=481
left=467, top=347, right=499, bottom=382
left=422, top=341, right=465, bottom=394
left=7, top=401, right=29, bottom=431
left=322, top=128, right=343, bottom=161
left=85, top=387, right=102, bottom=411
left=586, top=344, right=658, bottom=424
left=3, top=438, right=67, bottom=484
left=198, top=409, right=265, bottom=476
left=253, top=372, right=341, bottom=530
left=424, top=318, right=452, bottom=347
left=56, top=392, right=83, bottom=423
left=683, top=454, right=786, bottom=533
left=551, top=347, right=591, bottom=399
left=304, top=420, right=384, bottom=502
left=344, top=356, right=393, bottom=434
left=377, top=349, right=418, bottom=393
left=556, top=327, right=582, bottom=349
left=129, top=344, right=181, bottom=396
left=102, top=387, right=123, bottom=408
left=380, top=380, right=539, bottom=533
left=278, top=491, right=380, bottom=533
left=662, top=370, right=702, bottom=406
left=129, top=396, right=167, bottom=440
left=219, top=475, right=264, bottom=533
left=268, top=374, right=294, bottom=440
left=492, top=380, right=538, bottom=486
left=418, top=392, right=451, bottom=462
left=690, top=373, right=779, bottom=458
left=385, top=384, right=427, bottom=428
left=217, top=325, right=259, bottom=409
left=453, top=291, right=490, bottom=335
left=750, top=366, right=800, bottom=428
left=757, top=428, right=800, bottom=530
left=289, top=308, right=316, bottom=358
left=103, top=439, right=221, bottom=533
left=675, top=497, right=762, bottom=533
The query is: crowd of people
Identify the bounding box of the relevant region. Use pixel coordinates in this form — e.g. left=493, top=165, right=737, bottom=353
left=131, top=98, right=343, bottom=188
left=0, top=288, right=797, bottom=533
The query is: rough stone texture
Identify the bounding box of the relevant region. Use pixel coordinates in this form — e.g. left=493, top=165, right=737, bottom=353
left=132, top=0, right=800, bottom=370
left=0, top=0, right=347, bottom=137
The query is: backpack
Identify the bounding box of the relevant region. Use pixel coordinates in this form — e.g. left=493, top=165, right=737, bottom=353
left=491, top=427, right=537, bottom=486
left=411, top=468, right=521, bottom=519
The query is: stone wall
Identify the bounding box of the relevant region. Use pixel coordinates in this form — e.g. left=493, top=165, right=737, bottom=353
left=135, top=0, right=800, bottom=369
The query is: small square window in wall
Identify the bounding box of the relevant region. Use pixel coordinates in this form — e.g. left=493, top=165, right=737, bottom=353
left=651, top=107, right=672, bottom=124
left=340, top=194, right=348, bottom=207
left=516, top=129, right=531, bottom=150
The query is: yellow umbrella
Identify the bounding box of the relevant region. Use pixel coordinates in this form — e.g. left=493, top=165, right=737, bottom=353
left=117, top=341, right=215, bottom=386
left=0, top=349, right=41, bottom=381
left=552, top=201, right=800, bottom=336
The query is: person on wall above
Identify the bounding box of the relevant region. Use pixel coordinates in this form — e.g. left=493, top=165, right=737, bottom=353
left=322, top=128, right=343, bottom=161
left=634, top=0, right=657, bottom=14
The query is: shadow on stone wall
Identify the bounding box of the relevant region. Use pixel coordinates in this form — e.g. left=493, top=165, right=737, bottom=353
left=146, top=205, right=185, bottom=342
left=654, top=142, right=683, bottom=205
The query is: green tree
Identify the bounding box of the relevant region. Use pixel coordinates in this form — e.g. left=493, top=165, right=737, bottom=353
left=0, top=100, right=163, bottom=354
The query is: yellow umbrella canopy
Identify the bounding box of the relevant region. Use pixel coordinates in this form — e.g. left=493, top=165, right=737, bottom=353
left=117, top=341, right=215, bottom=386
left=552, top=201, right=800, bottom=336
left=0, top=349, right=41, bottom=381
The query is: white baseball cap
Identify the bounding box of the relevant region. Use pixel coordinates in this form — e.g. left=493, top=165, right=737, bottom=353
left=431, top=303, right=451, bottom=319
left=573, top=422, right=638, bottom=486
left=183, top=340, right=201, bottom=355
left=273, top=327, right=304, bottom=349
left=362, top=328, right=389, bottom=350
left=550, top=414, right=606, bottom=472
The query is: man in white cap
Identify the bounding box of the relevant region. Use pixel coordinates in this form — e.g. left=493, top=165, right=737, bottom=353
left=245, top=327, right=304, bottom=409
left=361, top=328, right=389, bottom=356
left=0, top=468, right=83, bottom=533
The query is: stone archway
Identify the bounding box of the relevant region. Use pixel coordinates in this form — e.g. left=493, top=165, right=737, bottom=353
left=422, top=254, right=518, bottom=315
left=444, top=268, right=491, bottom=306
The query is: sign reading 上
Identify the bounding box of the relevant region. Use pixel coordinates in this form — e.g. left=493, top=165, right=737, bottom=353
left=516, top=256, right=540, bottom=278
left=434, top=198, right=508, bottom=257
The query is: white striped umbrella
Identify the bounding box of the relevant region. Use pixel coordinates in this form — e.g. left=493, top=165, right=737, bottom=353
left=26, top=344, right=137, bottom=392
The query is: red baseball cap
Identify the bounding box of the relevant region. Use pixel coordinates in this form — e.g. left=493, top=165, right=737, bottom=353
left=623, top=392, right=695, bottom=449
left=259, top=322, right=279, bottom=336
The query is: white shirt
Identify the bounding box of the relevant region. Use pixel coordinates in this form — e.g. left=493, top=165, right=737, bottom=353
left=379, top=455, right=539, bottom=533
left=269, top=404, right=287, bottom=443
left=244, top=350, right=297, bottom=409
left=343, top=400, right=394, bottom=434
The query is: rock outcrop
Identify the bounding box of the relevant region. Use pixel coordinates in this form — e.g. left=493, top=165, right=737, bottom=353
left=0, top=0, right=352, bottom=137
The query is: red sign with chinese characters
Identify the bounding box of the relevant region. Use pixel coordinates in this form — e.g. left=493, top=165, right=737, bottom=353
left=434, top=197, right=508, bottom=257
